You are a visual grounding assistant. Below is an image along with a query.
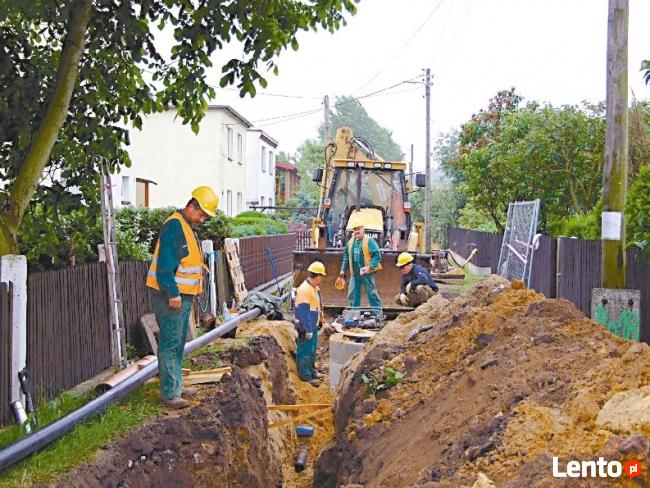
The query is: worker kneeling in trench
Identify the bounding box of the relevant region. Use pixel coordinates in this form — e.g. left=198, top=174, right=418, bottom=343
left=394, top=252, right=438, bottom=307
left=294, top=261, right=326, bottom=387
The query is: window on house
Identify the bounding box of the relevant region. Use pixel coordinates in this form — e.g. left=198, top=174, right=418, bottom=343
left=237, top=192, right=242, bottom=214
left=227, top=127, right=233, bottom=160
left=261, top=196, right=265, bottom=207
left=268, top=197, right=273, bottom=209
left=261, top=147, right=266, bottom=172
left=121, top=176, right=131, bottom=204
left=237, top=133, right=243, bottom=164
left=227, top=190, right=233, bottom=216
left=135, top=178, right=157, bottom=207
left=268, top=151, right=274, bottom=174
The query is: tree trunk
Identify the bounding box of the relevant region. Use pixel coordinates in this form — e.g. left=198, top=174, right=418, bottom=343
left=0, top=0, right=93, bottom=256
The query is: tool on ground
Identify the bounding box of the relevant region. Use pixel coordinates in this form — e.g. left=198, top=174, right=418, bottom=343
left=18, top=368, right=38, bottom=428
left=295, top=425, right=315, bottom=437
left=342, top=307, right=382, bottom=330
left=294, top=450, right=308, bottom=472
left=10, top=401, right=31, bottom=434
left=406, top=324, right=433, bottom=342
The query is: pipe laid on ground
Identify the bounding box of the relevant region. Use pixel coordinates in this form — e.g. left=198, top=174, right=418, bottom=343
left=0, top=307, right=262, bottom=473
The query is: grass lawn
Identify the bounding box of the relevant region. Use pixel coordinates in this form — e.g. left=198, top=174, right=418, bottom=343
left=0, top=383, right=161, bottom=487
left=454, top=270, right=489, bottom=294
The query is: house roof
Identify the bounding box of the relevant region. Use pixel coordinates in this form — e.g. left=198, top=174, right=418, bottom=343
left=276, top=161, right=297, bottom=172
left=248, top=129, right=279, bottom=148
left=207, top=105, right=253, bottom=127
left=163, top=104, right=253, bottom=127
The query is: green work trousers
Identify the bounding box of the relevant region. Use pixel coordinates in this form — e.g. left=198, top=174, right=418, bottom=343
left=348, top=273, right=382, bottom=309
left=151, top=290, right=193, bottom=399
left=296, top=328, right=318, bottom=381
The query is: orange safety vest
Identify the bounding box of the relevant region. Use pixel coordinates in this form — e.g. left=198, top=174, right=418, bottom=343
left=146, top=211, right=204, bottom=296
left=347, top=235, right=382, bottom=275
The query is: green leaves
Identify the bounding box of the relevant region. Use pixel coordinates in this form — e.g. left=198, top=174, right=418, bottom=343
left=626, top=165, right=650, bottom=248
left=362, top=367, right=405, bottom=395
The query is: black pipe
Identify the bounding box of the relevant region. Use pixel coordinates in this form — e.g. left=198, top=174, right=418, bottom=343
left=0, top=307, right=262, bottom=473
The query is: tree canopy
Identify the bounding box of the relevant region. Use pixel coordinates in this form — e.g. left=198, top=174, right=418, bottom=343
left=323, top=95, right=404, bottom=160
left=0, top=0, right=358, bottom=255
left=447, top=89, right=607, bottom=232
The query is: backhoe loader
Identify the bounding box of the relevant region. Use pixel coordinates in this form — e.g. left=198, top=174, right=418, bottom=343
left=293, top=127, right=467, bottom=309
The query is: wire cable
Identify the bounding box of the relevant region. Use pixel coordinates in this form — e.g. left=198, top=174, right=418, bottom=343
left=352, top=0, right=446, bottom=94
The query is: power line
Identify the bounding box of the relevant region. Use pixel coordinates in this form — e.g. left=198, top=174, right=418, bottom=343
left=223, top=87, right=321, bottom=99
left=251, top=76, right=423, bottom=127
left=353, top=0, right=446, bottom=94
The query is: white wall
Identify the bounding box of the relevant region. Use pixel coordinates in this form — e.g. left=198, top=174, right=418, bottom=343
left=114, top=108, right=249, bottom=217
left=246, top=130, right=277, bottom=212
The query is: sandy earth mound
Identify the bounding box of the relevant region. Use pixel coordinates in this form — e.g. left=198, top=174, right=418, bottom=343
left=55, top=318, right=334, bottom=488
left=314, top=276, right=650, bottom=487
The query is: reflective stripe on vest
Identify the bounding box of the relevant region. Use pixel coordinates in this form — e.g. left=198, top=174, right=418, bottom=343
left=146, top=211, right=204, bottom=295
left=347, top=235, right=382, bottom=275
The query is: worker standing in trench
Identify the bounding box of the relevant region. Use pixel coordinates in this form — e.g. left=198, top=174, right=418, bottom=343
left=394, top=252, right=438, bottom=307
left=146, top=186, right=219, bottom=409
left=294, top=261, right=327, bottom=386
left=338, top=213, right=383, bottom=313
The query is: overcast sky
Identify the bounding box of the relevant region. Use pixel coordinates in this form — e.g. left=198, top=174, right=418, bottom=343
left=190, top=0, right=650, bottom=171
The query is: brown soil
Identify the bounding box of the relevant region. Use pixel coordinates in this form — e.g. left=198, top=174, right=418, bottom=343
left=236, top=319, right=334, bottom=488
left=56, top=368, right=282, bottom=488
left=314, top=276, right=650, bottom=487
left=54, top=318, right=334, bottom=488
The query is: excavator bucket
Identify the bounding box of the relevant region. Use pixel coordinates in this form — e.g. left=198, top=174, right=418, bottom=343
left=293, top=249, right=429, bottom=311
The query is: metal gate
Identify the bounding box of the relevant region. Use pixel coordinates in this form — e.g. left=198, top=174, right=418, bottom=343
left=497, top=199, right=541, bottom=286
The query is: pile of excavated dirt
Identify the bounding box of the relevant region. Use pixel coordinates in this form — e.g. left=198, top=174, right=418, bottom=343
left=56, top=317, right=334, bottom=488
left=315, top=276, right=650, bottom=487
left=56, top=368, right=282, bottom=487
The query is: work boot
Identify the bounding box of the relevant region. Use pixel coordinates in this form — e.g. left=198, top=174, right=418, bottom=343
left=182, top=387, right=198, bottom=398
left=312, top=370, right=324, bottom=379
left=309, top=379, right=322, bottom=387
left=163, top=397, right=189, bottom=409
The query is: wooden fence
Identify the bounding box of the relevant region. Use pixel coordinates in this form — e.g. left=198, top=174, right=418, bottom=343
left=447, top=227, right=649, bottom=343
left=27, top=263, right=113, bottom=404
left=447, top=227, right=502, bottom=270
left=119, top=260, right=152, bottom=351
left=238, top=234, right=296, bottom=290
left=0, top=283, right=13, bottom=426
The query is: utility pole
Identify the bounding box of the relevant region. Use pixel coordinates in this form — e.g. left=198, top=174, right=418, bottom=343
left=601, top=0, right=628, bottom=288
left=409, top=143, right=414, bottom=188
left=323, top=95, right=330, bottom=143
left=424, top=68, right=431, bottom=252
left=318, top=95, right=330, bottom=218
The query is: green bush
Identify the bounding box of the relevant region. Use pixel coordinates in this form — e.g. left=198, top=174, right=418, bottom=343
left=627, top=165, right=650, bottom=248
left=235, top=210, right=267, bottom=219
left=230, top=224, right=264, bottom=237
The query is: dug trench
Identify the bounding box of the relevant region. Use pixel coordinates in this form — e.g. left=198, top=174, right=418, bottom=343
left=54, top=321, right=335, bottom=488
left=314, top=276, right=650, bottom=487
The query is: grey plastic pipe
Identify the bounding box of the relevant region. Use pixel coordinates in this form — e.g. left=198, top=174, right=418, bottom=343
left=0, top=307, right=262, bottom=473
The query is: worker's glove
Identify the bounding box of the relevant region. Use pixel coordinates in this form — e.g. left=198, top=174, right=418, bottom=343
left=405, top=283, right=412, bottom=294
left=294, top=319, right=306, bottom=340
left=399, top=293, right=410, bottom=305
left=305, top=332, right=313, bottom=340
left=360, top=266, right=369, bottom=275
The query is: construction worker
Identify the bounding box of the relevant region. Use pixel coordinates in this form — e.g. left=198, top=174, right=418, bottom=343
left=295, top=261, right=326, bottom=386
left=339, top=213, right=382, bottom=311
left=146, top=186, right=218, bottom=409
left=394, top=252, right=438, bottom=307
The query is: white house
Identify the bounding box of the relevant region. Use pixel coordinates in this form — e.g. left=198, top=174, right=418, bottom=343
left=113, top=105, right=252, bottom=217
left=246, top=129, right=278, bottom=211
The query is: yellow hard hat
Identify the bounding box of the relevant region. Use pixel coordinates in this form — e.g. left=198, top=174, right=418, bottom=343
left=396, top=252, right=414, bottom=267
left=191, top=186, right=219, bottom=217
left=347, top=213, right=364, bottom=229
left=307, top=261, right=326, bottom=276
